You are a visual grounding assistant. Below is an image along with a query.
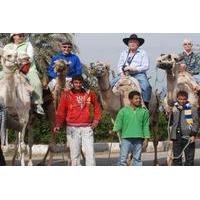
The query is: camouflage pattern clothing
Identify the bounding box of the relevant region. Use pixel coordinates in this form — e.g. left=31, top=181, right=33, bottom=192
left=179, top=51, right=200, bottom=75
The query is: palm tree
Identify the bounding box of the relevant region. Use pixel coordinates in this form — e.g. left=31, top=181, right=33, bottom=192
left=0, top=33, right=78, bottom=82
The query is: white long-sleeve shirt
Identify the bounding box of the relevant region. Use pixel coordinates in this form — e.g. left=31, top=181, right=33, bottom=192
left=117, top=48, right=150, bottom=74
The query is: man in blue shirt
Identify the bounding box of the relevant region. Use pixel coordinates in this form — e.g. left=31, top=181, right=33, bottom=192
left=48, top=41, right=82, bottom=90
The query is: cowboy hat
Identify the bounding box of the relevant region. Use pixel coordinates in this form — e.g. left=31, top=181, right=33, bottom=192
left=123, top=34, right=145, bottom=46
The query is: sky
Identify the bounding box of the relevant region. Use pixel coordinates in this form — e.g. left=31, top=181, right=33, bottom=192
left=75, top=33, right=200, bottom=88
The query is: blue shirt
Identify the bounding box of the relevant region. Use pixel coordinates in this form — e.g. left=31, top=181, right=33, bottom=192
left=117, top=48, right=150, bottom=75
left=48, top=52, right=82, bottom=78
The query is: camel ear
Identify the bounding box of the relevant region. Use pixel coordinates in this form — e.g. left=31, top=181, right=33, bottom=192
left=105, top=63, right=110, bottom=70
left=90, top=62, right=96, bottom=68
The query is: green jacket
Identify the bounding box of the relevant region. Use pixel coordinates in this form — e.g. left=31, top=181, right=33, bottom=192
left=113, top=106, right=150, bottom=139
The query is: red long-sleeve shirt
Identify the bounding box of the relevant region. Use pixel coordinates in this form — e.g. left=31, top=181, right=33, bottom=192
left=55, top=89, right=102, bottom=127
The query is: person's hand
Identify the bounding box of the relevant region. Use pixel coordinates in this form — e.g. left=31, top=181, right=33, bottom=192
left=109, top=130, right=115, bottom=137
left=120, top=73, right=125, bottom=78
left=190, top=136, right=196, bottom=143
left=91, top=121, right=99, bottom=129
left=165, top=105, right=173, bottom=114
left=142, top=139, right=148, bottom=152
left=179, top=64, right=186, bottom=72
left=53, top=127, right=60, bottom=134
left=124, top=66, right=137, bottom=72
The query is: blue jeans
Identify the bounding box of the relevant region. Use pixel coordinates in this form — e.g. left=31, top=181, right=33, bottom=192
left=118, top=138, right=144, bottom=166
left=131, top=73, right=152, bottom=102
left=193, top=74, right=200, bottom=84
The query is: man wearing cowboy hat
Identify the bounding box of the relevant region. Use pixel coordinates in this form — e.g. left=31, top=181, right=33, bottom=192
left=115, top=34, right=152, bottom=108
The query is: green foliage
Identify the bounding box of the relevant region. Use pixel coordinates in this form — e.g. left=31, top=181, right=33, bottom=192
left=156, top=112, right=168, bottom=141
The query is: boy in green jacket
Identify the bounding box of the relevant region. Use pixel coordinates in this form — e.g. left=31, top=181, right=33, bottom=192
left=113, top=90, right=150, bottom=166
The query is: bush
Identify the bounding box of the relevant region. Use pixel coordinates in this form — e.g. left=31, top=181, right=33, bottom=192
left=7, top=110, right=170, bottom=144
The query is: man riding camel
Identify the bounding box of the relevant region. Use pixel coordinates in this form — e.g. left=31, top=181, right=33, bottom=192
left=112, top=34, right=152, bottom=108
left=179, top=38, right=200, bottom=84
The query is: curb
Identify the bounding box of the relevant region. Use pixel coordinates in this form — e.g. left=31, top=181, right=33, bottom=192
left=3, top=139, right=200, bottom=155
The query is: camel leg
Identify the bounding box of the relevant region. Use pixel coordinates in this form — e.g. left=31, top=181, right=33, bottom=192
left=47, top=151, right=55, bottom=166
left=27, top=127, right=34, bottom=166
left=153, top=135, right=158, bottom=166
left=37, top=148, right=50, bottom=166
left=166, top=141, right=173, bottom=166
left=18, top=131, right=26, bottom=166
left=12, top=132, right=19, bottom=166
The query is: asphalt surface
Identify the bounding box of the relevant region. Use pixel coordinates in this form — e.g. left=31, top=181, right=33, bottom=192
left=4, top=149, right=200, bottom=166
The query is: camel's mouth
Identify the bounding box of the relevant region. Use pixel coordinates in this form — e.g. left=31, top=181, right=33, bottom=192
left=156, top=62, right=173, bottom=70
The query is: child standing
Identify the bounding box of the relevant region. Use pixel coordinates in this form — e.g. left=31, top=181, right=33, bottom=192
left=112, top=90, right=150, bottom=166
left=170, top=91, right=199, bottom=166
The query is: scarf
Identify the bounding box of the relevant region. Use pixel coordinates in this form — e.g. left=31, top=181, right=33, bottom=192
left=174, top=102, right=193, bottom=124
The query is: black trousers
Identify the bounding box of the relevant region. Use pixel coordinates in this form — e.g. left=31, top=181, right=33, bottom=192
left=0, top=142, right=6, bottom=166
left=173, top=136, right=195, bottom=166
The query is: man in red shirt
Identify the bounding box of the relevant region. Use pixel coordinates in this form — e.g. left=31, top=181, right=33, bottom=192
left=54, top=75, right=102, bottom=166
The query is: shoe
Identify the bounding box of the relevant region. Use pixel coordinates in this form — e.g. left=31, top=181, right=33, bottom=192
left=35, top=104, right=45, bottom=115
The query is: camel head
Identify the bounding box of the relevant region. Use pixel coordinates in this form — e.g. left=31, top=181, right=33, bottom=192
left=17, top=53, right=30, bottom=65
left=0, top=49, right=18, bottom=70
left=53, top=59, right=70, bottom=76
left=156, top=54, right=179, bottom=71
left=90, top=61, right=110, bottom=78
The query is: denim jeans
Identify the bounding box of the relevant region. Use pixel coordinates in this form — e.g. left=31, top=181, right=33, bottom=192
left=66, top=126, right=96, bottom=166
left=131, top=73, right=152, bottom=102
left=118, top=138, right=144, bottom=166
left=193, top=74, right=200, bottom=84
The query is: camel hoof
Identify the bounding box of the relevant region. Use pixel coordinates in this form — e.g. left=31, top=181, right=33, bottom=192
left=27, top=160, right=33, bottom=166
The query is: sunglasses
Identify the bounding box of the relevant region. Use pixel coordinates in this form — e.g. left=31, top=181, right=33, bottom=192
left=184, top=43, right=192, bottom=46
left=62, top=46, right=72, bottom=49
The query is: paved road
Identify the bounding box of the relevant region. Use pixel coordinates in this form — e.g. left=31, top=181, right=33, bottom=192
left=4, top=149, right=200, bottom=166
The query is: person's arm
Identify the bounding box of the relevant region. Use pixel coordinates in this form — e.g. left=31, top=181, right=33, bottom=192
left=74, top=55, right=82, bottom=75
left=190, top=107, right=199, bottom=137
left=55, top=91, right=68, bottom=129
left=47, top=55, right=58, bottom=78
left=112, top=109, right=124, bottom=133
left=90, top=91, right=102, bottom=129
left=26, top=42, right=34, bottom=62
left=135, top=50, right=150, bottom=73
left=117, top=51, right=127, bottom=75
left=143, top=109, right=150, bottom=138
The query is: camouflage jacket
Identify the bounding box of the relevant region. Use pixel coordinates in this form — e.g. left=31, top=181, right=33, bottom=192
left=179, top=51, right=200, bottom=75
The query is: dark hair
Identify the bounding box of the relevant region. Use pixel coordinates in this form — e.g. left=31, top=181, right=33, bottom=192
left=177, top=90, right=188, bottom=99
left=72, top=74, right=84, bottom=82
left=128, top=90, right=141, bottom=99
left=61, top=41, right=72, bottom=46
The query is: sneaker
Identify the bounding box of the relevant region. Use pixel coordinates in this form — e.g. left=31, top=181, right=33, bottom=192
left=36, top=104, right=45, bottom=115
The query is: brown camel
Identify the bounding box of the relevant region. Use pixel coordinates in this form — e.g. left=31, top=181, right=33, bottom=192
left=40, top=59, right=85, bottom=166
left=39, top=59, right=71, bottom=166
left=156, top=53, right=200, bottom=165
left=91, top=61, right=160, bottom=165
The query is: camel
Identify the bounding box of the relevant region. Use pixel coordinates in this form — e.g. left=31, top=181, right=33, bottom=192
left=0, top=49, right=32, bottom=166
left=156, top=53, right=200, bottom=165
left=156, top=54, right=200, bottom=109
left=38, top=59, right=72, bottom=166
left=91, top=61, right=160, bottom=165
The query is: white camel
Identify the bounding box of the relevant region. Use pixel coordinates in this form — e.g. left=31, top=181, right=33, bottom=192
left=0, top=48, right=32, bottom=166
